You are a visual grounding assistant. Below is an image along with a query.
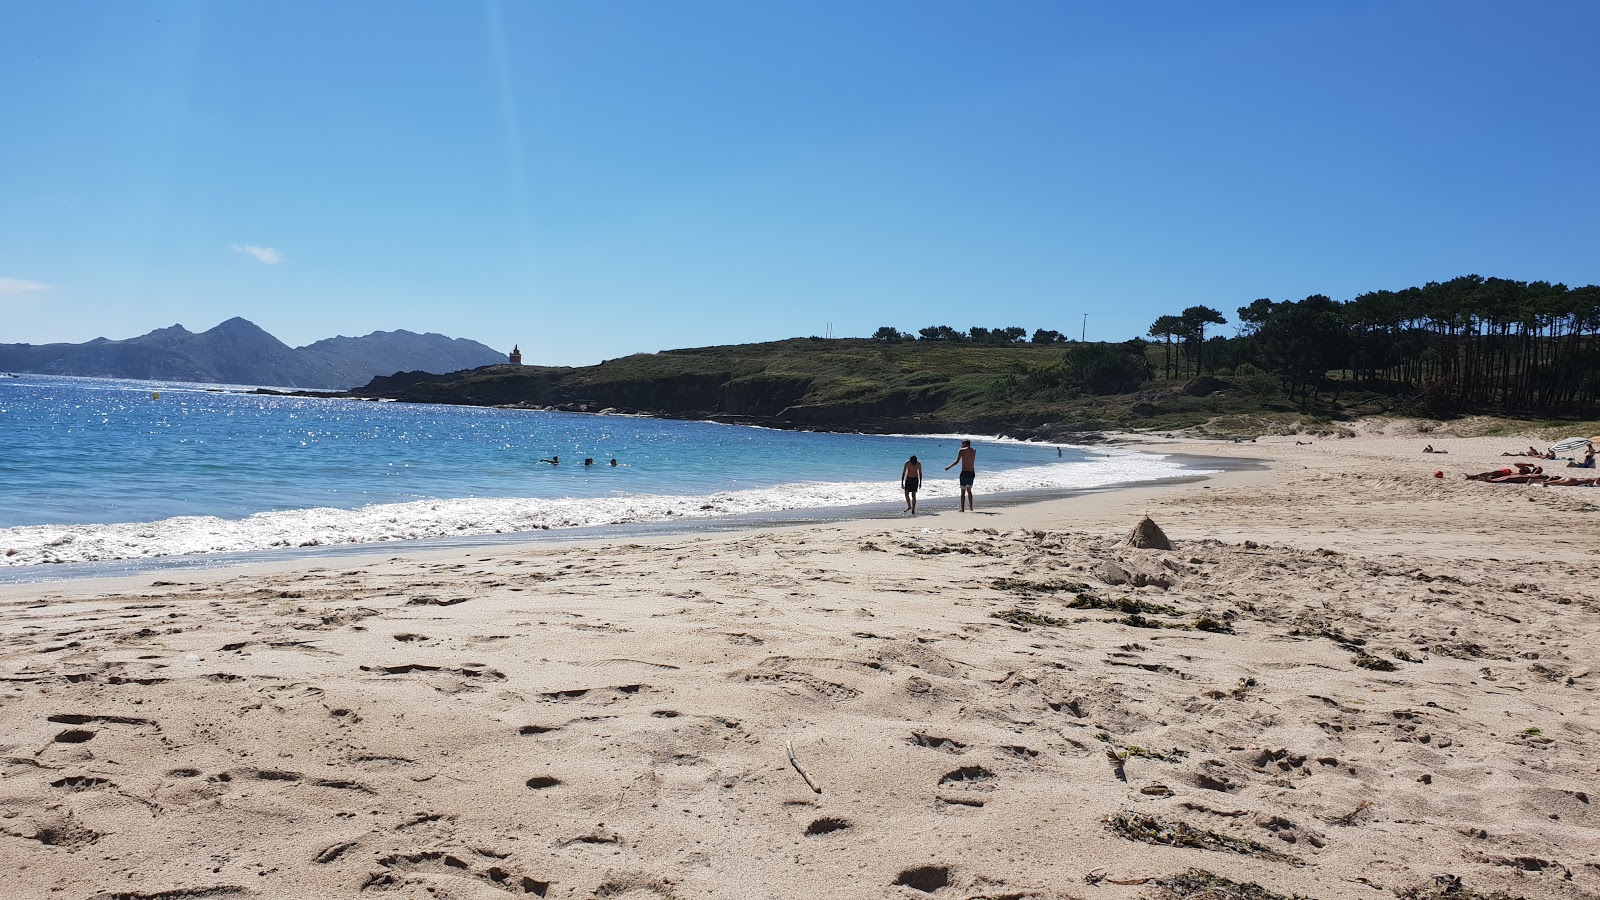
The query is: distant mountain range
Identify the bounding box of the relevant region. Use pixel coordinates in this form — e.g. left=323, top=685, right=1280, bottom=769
left=0, top=317, right=507, bottom=389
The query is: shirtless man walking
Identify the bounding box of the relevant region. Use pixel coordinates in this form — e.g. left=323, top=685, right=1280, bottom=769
left=900, top=455, right=923, bottom=514
left=945, top=439, right=977, bottom=512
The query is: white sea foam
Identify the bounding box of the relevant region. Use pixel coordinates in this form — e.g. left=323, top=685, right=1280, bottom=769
left=0, top=448, right=1208, bottom=567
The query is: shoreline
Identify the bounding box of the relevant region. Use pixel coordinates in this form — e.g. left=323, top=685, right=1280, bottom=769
left=0, top=445, right=1242, bottom=585
left=3, top=420, right=1596, bottom=898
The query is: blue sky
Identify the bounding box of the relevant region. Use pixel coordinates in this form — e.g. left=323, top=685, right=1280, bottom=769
left=2, top=1, right=1597, bottom=365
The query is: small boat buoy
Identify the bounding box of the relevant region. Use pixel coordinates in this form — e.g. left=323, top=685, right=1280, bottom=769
left=151, top=391, right=160, bottom=400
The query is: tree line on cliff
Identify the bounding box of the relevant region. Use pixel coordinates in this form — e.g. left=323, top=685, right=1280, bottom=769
left=871, top=325, right=1075, bottom=344
left=1148, top=274, right=1600, bottom=416
left=868, top=274, right=1600, bottom=418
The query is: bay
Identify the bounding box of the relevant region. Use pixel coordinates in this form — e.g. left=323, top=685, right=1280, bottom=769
left=0, top=374, right=1200, bottom=567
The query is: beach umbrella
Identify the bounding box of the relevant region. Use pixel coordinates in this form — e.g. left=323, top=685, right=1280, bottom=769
left=1548, top=436, right=1593, bottom=455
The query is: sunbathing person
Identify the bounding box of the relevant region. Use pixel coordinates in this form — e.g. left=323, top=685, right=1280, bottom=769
left=1568, top=446, right=1596, bottom=469
left=1467, top=463, right=1541, bottom=481
left=1423, top=445, right=1447, bottom=454
left=1483, top=471, right=1548, bottom=484
left=1540, top=475, right=1598, bottom=486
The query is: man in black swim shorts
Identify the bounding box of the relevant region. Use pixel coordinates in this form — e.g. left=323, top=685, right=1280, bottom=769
left=945, top=439, right=977, bottom=512
left=901, top=455, right=923, bottom=514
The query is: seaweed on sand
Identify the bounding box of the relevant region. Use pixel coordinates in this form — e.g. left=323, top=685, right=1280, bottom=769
left=1528, top=662, right=1564, bottom=682
left=1103, top=813, right=1302, bottom=866
left=1395, top=875, right=1525, bottom=900
left=1103, top=741, right=1188, bottom=763
left=1427, top=641, right=1507, bottom=661
left=1204, top=677, right=1260, bottom=701
left=1154, top=869, right=1314, bottom=900
left=1353, top=652, right=1399, bottom=672
left=1288, top=619, right=1367, bottom=651
left=1322, top=799, right=1371, bottom=827
left=909, top=541, right=1001, bottom=557
left=1118, top=613, right=1188, bottom=630
left=991, top=608, right=1072, bottom=628
left=1194, top=614, right=1236, bottom=633
left=1067, top=593, right=1179, bottom=616
left=991, top=577, right=1090, bottom=594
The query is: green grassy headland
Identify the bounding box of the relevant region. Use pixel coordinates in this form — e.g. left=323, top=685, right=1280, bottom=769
left=346, top=337, right=1444, bottom=439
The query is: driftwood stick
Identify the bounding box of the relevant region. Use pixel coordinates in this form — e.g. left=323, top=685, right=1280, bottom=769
left=786, top=740, right=823, bottom=794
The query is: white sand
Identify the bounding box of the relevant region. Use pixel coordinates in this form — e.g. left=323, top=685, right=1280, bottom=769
left=2, top=421, right=1597, bottom=899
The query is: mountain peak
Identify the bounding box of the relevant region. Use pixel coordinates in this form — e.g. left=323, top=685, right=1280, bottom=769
left=0, top=316, right=506, bottom=389
left=208, top=316, right=267, bottom=334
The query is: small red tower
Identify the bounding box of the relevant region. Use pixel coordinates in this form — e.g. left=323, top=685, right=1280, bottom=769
left=509, top=344, right=522, bottom=366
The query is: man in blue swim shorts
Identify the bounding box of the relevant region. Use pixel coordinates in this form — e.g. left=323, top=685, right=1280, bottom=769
left=945, top=439, right=977, bottom=512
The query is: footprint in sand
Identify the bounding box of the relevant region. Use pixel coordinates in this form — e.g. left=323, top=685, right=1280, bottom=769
left=48, top=713, right=156, bottom=727
left=804, top=817, right=850, bottom=836
left=360, top=663, right=507, bottom=694
left=908, top=732, right=967, bottom=753
left=364, top=850, right=550, bottom=896
left=893, top=865, right=952, bottom=893
left=936, top=766, right=996, bottom=812
left=314, top=840, right=357, bottom=864
left=938, top=766, right=997, bottom=789
left=4, top=813, right=101, bottom=849
left=737, top=671, right=861, bottom=701
left=538, top=684, right=646, bottom=704
left=589, top=873, right=673, bottom=898
left=559, top=831, right=622, bottom=848
left=50, top=776, right=112, bottom=790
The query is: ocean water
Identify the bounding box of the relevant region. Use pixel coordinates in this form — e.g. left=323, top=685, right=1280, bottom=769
left=0, top=374, right=1205, bottom=568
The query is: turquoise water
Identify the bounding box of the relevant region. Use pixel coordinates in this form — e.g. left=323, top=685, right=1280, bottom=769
left=0, top=374, right=1194, bottom=566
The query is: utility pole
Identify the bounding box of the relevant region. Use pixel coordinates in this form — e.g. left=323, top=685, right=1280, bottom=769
left=1081, top=314, right=1087, bottom=343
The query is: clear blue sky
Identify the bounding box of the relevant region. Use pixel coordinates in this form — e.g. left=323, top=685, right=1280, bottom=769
left=2, top=1, right=1596, bottom=365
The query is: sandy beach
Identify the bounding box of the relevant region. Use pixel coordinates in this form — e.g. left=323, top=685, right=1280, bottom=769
left=2, top=421, right=1597, bottom=900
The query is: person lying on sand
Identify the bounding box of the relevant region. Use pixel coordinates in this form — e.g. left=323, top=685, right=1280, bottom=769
left=1467, top=463, right=1541, bottom=481
left=1423, top=445, right=1447, bottom=454
left=1569, top=446, right=1596, bottom=469
left=1538, top=475, right=1598, bottom=486
left=1469, top=467, right=1594, bottom=486
left=1501, top=446, right=1543, bottom=457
